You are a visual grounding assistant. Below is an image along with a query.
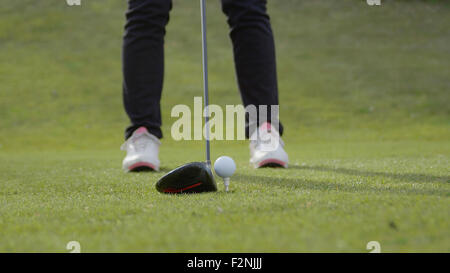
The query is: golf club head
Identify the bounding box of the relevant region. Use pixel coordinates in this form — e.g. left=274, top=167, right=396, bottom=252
left=156, top=162, right=217, bottom=194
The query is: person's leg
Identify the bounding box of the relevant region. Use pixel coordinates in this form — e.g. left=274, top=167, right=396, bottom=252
left=122, top=0, right=172, bottom=139
left=221, top=0, right=283, bottom=137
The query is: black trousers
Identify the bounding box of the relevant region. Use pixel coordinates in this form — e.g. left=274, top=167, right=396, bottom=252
left=123, top=0, right=283, bottom=139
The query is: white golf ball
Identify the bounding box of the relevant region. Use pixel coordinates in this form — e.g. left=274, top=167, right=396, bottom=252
left=214, top=156, right=236, bottom=178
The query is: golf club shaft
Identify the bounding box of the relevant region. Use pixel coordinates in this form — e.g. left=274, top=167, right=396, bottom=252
left=200, top=0, right=211, bottom=166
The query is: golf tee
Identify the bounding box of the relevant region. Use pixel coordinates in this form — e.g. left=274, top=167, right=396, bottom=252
left=224, top=177, right=230, bottom=192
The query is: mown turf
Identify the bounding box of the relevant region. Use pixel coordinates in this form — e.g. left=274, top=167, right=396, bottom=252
left=0, top=0, right=449, bottom=252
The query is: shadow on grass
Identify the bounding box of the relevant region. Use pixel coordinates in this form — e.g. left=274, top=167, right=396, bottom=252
left=234, top=173, right=449, bottom=197
left=290, top=165, right=450, bottom=183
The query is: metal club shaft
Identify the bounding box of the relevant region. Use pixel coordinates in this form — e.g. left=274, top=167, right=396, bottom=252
left=200, top=0, right=211, bottom=166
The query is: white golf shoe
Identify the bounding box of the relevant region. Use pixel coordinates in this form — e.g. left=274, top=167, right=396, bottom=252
left=249, top=122, right=289, bottom=168
left=121, top=127, right=161, bottom=172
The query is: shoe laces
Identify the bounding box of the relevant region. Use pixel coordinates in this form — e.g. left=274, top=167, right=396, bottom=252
left=250, top=124, right=284, bottom=151
left=120, top=131, right=160, bottom=151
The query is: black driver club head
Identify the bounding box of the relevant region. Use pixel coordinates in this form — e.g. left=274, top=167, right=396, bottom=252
left=156, top=162, right=217, bottom=194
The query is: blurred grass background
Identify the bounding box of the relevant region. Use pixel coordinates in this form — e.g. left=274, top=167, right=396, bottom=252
left=0, top=0, right=448, bottom=150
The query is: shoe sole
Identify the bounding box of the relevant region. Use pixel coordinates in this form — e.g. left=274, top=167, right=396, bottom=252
left=257, top=158, right=288, bottom=168
left=128, top=162, right=158, bottom=172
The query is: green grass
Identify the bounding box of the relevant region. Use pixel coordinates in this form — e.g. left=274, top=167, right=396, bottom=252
left=0, top=0, right=449, bottom=252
